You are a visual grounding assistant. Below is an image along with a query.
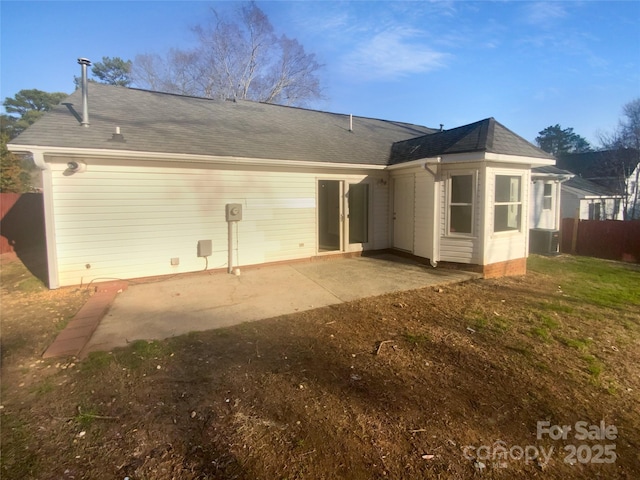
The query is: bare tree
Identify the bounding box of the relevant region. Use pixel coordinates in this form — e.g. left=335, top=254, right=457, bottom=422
left=132, top=2, right=323, bottom=106
left=598, top=98, right=640, bottom=220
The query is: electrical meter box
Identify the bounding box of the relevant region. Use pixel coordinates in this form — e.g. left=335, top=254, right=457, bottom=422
left=225, top=203, right=243, bottom=222
left=197, top=240, right=212, bottom=257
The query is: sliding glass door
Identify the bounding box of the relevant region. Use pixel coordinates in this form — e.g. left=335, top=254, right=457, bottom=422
left=317, top=180, right=370, bottom=253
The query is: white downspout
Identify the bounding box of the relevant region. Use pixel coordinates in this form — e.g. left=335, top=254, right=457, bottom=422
left=32, top=150, right=60, bottom=289
left=424, top=157, right=441, bottom=267
left=430, top=168, right=441, bottom=268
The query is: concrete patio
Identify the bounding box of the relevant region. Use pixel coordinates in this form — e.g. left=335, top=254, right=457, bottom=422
left=77, top=254, right=478, bottom=356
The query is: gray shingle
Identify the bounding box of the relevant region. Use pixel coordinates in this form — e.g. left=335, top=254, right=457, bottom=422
left=564, top=176, right=620, bottom=197
left=390, top=118, right=554, bottom=164
left=556, top=149, right=640, bottom=194
left=10, top=85, right=551, bottom=167
left=10, top=84, right=435, bottom=166
left=532, top=165, right=573, bottom=175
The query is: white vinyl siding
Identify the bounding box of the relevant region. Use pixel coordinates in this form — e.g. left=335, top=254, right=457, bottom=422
left=413, top=170, right=434, bottom=259
left=49, top=159, right=383, bottom=286
left=530, top=180, right=560, bottom=230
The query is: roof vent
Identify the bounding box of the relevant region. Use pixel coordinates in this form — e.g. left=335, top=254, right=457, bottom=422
left=78, top=58, right=91, bottom=127
left=109, top=126, right=126, bottom=143
left=440, top=124, right=444, bottom=132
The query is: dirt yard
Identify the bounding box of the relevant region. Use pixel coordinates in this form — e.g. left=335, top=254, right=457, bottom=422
left=1, top=253, right=639, bottom=479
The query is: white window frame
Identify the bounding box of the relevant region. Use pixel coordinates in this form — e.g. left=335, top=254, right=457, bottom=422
left=447, top=171, right=476, bottom=237
left=543, top=182, right=553, bottom=210
left=494, top=173, right=523, bottom=233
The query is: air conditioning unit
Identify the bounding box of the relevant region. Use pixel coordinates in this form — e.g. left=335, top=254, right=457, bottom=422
left=529, top=229, right=560, bottom=254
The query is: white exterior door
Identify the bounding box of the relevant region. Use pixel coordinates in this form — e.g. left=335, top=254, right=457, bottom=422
left=393, top=175, right=414, bottom=252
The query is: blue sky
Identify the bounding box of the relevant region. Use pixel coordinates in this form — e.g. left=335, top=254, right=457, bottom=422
left=1, top=1, right=639, bottom=146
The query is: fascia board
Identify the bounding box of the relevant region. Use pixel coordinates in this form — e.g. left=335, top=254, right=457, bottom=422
left=7, top=144, right=387, bottom=171
left=388, top=152, right=555, bottom=170
left=531, top=173, right=574, bottom=181
left=562, top=185, right=622, bottom=199
left=484, top=152, right=555, bottom=166
left=582, top=195, right=623, bottom=199
left=386, top=157, right=443, bottom=171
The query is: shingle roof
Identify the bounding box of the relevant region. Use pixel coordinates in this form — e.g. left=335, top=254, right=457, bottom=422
left=557, top=149, right=640, bottom=179
left=556, top=149, right=640, bottom=194
left=9, top=84, right=436, bottom=166
left=10, top=84, right=551, bottom=167
left=532, top=165, right=574, bottom=176
left=564, top=176, right=621, bottom=197
left=389, top=118, right=554, bottom=164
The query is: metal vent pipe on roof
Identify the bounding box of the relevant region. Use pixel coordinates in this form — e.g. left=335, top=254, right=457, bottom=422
left=78, top=58, right=91, bottom=127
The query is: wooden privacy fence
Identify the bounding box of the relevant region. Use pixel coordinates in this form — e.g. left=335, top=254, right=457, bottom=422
left=0, top=193, right=45, bottom=254
left=561, top=218, right=640, bottom=263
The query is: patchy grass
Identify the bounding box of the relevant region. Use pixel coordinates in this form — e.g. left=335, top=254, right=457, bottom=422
left=530, top=325, right=552, bottom=342
left=0, top=259, right=44, bottom=292
left=74, top=406, right=100, bottom=429
left=582, top=354, right=604, bottom=382
left=528, top=255, right=640, bottom=309
left=402, top=332, right=431, bottom=346
left=1, top=254, right=639, bottom=479
left=558, top=336, right=592, bottom=351
left=80, top=350, right=116, bottom=374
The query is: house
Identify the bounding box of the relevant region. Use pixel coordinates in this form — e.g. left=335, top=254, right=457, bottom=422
left=530, top=166, right=573, bottom=230
left=528, top=166, right=573, bottom=254
left=8, top=82, right=555, bottom=288
left=561, top=176, right=624, bottom=221
left=557, top=149, right=640, bottom=220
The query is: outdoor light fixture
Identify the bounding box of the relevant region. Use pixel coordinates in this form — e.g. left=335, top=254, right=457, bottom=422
left=66, top=161, right=87, bottom=173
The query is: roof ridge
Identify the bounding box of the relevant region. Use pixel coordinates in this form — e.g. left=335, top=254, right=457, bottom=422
left=490, top=118, right=553, bottom=158
left=483, top=117, right=496, bottom=151
left=11, top=82, right=437, bottom=167
left=92, top=83, right=435, bottom=131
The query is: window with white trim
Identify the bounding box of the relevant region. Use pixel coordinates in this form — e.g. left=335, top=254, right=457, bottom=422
left=588, top=202, right=602, bottom=220
left=449, top=174, right=474, bottom=235
left=494, top=175, right=522, bottom=232
left=543, top=183, right=552, bottom=210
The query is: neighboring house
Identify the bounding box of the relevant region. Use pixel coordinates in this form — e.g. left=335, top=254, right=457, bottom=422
left=528, top=166, right=573, bottom=255
left=561, top=176, right=624, bottom=221
left=530, top=166, right=573, bottom=230
left=8, top=83, right=555, bottom=288
left=557, top=149, right=640, bottom=220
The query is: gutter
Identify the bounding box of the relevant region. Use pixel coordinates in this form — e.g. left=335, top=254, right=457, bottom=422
left=6, top=144, right=388, bottom=171
left=532, top=172, right=574, bottom=182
